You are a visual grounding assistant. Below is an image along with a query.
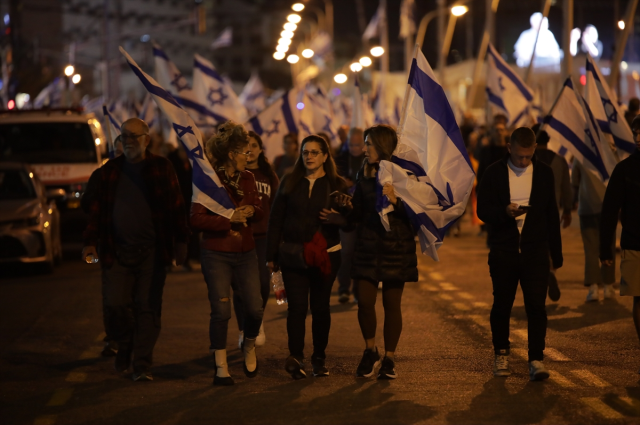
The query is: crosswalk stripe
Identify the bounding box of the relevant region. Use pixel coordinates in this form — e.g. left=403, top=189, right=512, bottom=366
left=580, top=398, right=624, bottom=419
left=439, top=294, right=453, bottom=301
left=545, top=348, right=571, bottom=362
left=452, top=302, right=471, bottom=311
left=549, top=371, right=577, bottom=387
left=46, top=388, right=74, bottom=406
left=571, top=370, right=611, bottom=387
left=420, top=283, right=439, bottom=291
left=439, top=282, right=458, bottom=291
left=512, top=348, right=528, bottom=359
left=512, top=329, right=528, bottom=340
left=429, top=272, right=444, bottom=281
left=469, top=315, right=490, bottom=329
left=65, top=372, right=87, bottom=383
left=458, top=292, right=475, bottom=300
left=473, top=301, right=489, bottom=308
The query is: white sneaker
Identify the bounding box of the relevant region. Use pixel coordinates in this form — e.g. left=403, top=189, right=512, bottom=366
left=238, top=331, right=244, bottom=350
left=493, top=352, right=511, bottom=377
left=255, top=323, right=266, bottom=346
left=586, top=284, right=599, bottom=302
left=529, top=360, right=549, bottom=381
left=603, top=284, right=615, bottom=299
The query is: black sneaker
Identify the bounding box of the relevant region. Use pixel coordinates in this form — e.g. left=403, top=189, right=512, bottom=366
left=114, top=348, right=131, bottom=373
left=377, top=356, right=397, bottom=379
left=548, top=272, right=561, bottom=302
left=311, top=356, right=329, bottom=377
left=285, top=355, right=307, bottom=380
left=356, top=347, right=381, bottom=378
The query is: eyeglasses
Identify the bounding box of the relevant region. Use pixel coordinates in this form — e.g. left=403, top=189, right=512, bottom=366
left=234, top=150, right=251, bottom=157
left=302, top=150, right=322, bottom=158
left=121, top=133, right=149, bottom=142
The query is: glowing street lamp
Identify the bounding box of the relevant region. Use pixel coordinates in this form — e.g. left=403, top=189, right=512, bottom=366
left=350, top=62, right=363, bottom=72
left=276, top=44, right=289, bottom=52
left=370, top=46, right=384, bottom=57
left=71, top=74, right=81, bottom=84
left=273, top=51, right=286, bottom=60
left=281, top=30, right=294, bottom=39
left=284, top=22, right=297, bottom=31
left=278, top=38, right=292, bottom=46
left=618, top=20, right=626, bottom=30
left=64, top=65, right=75, bottom=77
left=359, top=56, right=372, bottom=67
left=451, top=5, right=468, bottom=17
left=302, top=49, right=314, bottom=58
left=287, top=54, right=300, bottom=64
left=292, top=3, right=304, bottom=12
left=287, top=14, right=301, bottom=24
left=334, top=73, right=347, bottom=84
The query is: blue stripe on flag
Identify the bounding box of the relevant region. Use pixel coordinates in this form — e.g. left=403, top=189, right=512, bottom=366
left=193, top=58, right=225, bottom=83
left=281, top=92, right=298, bottom=134
left=544, top=116, right=609, bottom=180
left=486, top=88, right=508, bottom=112
left=126, top=62, right=182, bottom=109
left=391, top=155, right=427, bottom=177
left=174, top=95, right=228, bottom=123
left=249, top=116, right=263, bottom=135
left=152, top=47, right=170, bottom=60
left=487, top=48, right=533, bottom=102
left=408, top=59, right=473, bottom=170
left=585, top=59, right=600, bottom=82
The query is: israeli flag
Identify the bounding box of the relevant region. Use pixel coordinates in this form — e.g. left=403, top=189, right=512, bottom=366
left=486, top=43, right=534, bottom=126
left=332, top=96, right=352, bottom=128
left=362, top=3, right=382, bottom=41
left=211, top=27, right=233, bottom=50
left=153, top=44, right=225, bottom=128
left=373, top=79, right=399, bottom=127
left=246, top=91, right=301, bottom=162
left=138, top=93, right=158, bottom=129
left=102, top=104, right=122, bottom=159
left=585, top=55, right=636, bottom=159
left=544, top=78, right=616, bottom=183
left=379, top=48, right=475, bottom=261
left=306, top=85, right=341, bottom=150
left=34, top=77, right=65, bottom=108
left=193, top=54, right=248, bottom=123
left=120, top=47, right=235, bottom=219
left=351, top=76, right=374, bottom=129
left=239, top=71, right=267, bottom=117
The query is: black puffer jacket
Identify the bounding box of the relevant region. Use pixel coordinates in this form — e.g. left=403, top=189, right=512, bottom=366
left=349, top=176, right=418, bottom=283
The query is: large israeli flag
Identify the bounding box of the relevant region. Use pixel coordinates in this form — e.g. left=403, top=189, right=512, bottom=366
left=486, top=43, right=534, bottom=126
left=351, top=76, right=374, bottom=129
left=544, top=78, right=616, bottom=183
left=585, top=55, right=635, bottom=159
left=306, top=85, right=341, bottom=150
left=193, top=54, right=248, bottom=124
left=120, top=47, right=235, bottom=219
left=153, top=44, right=225, bottom=128
left=138, top=93, right=158, bottom=129
left=239, top=71, right=267, bottom=117
left=379, top=48, right=475, bottom=261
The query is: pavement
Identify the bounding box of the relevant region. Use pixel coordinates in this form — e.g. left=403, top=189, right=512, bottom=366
left=1, top=218, right=639, bottom=425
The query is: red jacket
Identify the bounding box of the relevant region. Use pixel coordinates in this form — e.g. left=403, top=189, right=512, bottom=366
left=190, top=170, right=264, bottom=253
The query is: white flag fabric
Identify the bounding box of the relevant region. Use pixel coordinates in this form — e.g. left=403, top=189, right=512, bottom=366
left=34, top=77, right=65, bottom=108
left=544, top=78, right=616, bottom=183
left=351, top=76, right=374, bottom=129
left=193, top=54, right=248, bottom=123
left=373, top=78, right=399, bottom=126
left=211, top=27, right=233, bottom=50
left=102, top=104, right=122, bottom=159
left=153, top=44, right=224, bottom=129
left=138, top=93, right=158, bottom=129
left=120, top=47, right=235, bottom=219
left=306, top=85, right=341, bottom=150
left=239, top=71, right=267, bottom=117
left=585, top=55, right=636, bottom=159
left=399, top=0, right=416, bottom=39
left=380, top=48, right=475, bottom=261
left=486, top=44, right=534, bottom=126
left=332, top=96, right=352, bottom=128
left=362, top=3, right=382, bottom=41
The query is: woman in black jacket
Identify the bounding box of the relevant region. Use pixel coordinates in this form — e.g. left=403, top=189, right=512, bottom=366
left=343, top=124, right=418, bottom=380
left=266, top=135, right=349, bottom=379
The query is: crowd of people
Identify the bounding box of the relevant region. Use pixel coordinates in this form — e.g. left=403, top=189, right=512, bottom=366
left=80, top=105, right=640, bottom=385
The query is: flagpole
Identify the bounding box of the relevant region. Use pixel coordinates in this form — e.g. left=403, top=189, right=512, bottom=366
left=102, top=104, right=114, bottom=158
left=524, top=0, right=552, bottom=85
left=397, top=43, right=420, bottom=139
left=536, top=77, right=569, bottom=136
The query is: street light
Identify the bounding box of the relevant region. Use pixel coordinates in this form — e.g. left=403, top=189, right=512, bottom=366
left=334, top=73, right=347, bottom=84
left=302, top=49, right=314, bottom=58
left=292, top=3, right=304, bottom=12
left=278, top=38, right=292, bottom=46
left=350, top=62, right=363, bottom=72
left=64, top=65, right=75, bottom=77
left=284, top=22, right=297, bottom=31
left=281, top=30, right=294, bottom=39
left=370, top=46, right=385, bottom=57
left=287, top=54, right=300, bottom=64
left=72, top=74, right=81, bottom=84
left=359, top=56, right=373, bottom=67
left=273, top=51, right=286, bottom=60
left=276, top=44, right=289, bottom=52
left=287, top=14, right=301, bottom=24
left=618, top=20, right=626, bottom=30
left=451, top=5, right=468, bottom=17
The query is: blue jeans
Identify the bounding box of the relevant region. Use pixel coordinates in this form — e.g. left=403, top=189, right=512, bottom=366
left=201, top=249, right=264, bottom=350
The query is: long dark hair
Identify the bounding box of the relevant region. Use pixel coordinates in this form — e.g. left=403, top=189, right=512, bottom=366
left=283, top=135, right=345, bottom=194
left=248, top=130, right=278, bottom=185
left=362, top=124, right=398, bottom=176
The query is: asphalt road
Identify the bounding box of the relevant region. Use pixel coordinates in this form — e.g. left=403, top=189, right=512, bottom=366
left=1, top=219, right=639, bottom=425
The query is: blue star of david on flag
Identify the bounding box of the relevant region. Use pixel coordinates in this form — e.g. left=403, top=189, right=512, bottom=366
left=600, top=97, right=618, bottom=123
left=170, top=73, right=189, bottom=92
left=207, top=87, right=228, bottom=107
left=265, top=120, right=280, bottom=137
left=321, top=116, right=336, bottom=139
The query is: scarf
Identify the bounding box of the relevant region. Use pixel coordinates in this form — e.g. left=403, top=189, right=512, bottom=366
left=217, top=166, right=244, bottom=198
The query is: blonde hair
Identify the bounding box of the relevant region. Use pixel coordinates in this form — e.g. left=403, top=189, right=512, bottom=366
left=205, top=121, right=249, bottom=166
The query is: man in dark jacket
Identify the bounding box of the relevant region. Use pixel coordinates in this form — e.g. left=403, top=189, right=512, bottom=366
left=600, top=116, right=640, bottom=368
left=477, top=127, right=562, bottom=382
left=82, top=118, right=189, bottom=382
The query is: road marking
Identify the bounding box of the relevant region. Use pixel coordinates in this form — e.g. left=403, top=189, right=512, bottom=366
left=429, top=272, right=444, bottom=281
left=512, top=348, right=528, bottom=359
left=547, top=311, right=584, bottom=320
left=439, top=282, right=458, bottom=291
left=94, top=332, right=106, bottom=342
left=65, top=372, right=87, bottom=383
left=469, top=315, right=490, bottom=329
left=458, top=292, right=475, bottom=300
left=440, top=294, right=453, bottom=301
left=46, top=388, right=74, bottom=406
left=545, top=348, right=571, bottom=362
left=420, top=283, right=439, bottom=291
left=580, top=398, right=624, bottom=419
left=452, top=302, right=471, bottom=311
left=78, top=349, right=96, bottom=360
left=616, top=397, right=640, bottom=414
left=549, top=371, right=577, bottom=387
left=512, top=329, right=528, bottom=340
left=571, top=370, right=611, bottom=387
left=33, top=415, right=57, bottom=425
left=473, top=301, right=489, bottom=308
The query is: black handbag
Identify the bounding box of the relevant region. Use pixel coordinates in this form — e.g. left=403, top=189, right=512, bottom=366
left=115, top=244, right=153, bottom=268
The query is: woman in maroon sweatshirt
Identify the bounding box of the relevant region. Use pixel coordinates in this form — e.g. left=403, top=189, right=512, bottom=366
left=190, top=122, right=264, bottom=386
left=232, top=131, right=279, bottom=348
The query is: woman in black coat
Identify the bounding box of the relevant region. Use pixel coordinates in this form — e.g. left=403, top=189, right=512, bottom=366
left=341, top=124, right=418, bottom=380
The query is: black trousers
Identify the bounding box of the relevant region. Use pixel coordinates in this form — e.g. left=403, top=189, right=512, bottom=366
left=281, top=251, right=341, bottom=360
left=488, top=249, right=549, bottom=362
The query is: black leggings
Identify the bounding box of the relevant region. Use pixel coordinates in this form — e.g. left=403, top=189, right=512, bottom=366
left=356, top=279, right=405, bottom=352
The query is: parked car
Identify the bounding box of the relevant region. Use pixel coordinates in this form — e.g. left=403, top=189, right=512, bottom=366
left=0, top=162, right=65, bottom=272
